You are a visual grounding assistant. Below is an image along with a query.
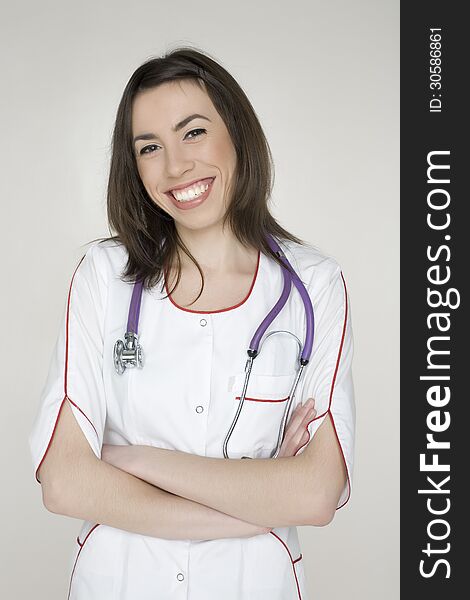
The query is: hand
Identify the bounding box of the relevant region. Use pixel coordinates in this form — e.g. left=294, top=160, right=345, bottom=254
left=277, top=398, right=316, bottom=458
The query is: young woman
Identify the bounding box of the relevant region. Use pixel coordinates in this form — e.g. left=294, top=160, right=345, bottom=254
left=29, top=47, right=355, bottom=599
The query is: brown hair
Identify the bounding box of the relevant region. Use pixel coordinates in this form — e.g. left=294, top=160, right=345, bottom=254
left=91, top=46, right=308, bottom=304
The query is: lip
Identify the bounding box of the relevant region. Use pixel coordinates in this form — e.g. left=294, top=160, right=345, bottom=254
left=165, top=177, right=215, bottom=194
left=165, top=177, right=216, bottom=211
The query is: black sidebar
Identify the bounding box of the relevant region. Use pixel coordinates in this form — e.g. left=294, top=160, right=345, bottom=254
left=401, top=3, right=467, bottom=598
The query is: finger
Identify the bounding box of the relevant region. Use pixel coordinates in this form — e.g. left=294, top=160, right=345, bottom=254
left=287, top=399, right=314, bottom=431
left=302, top=398, right=315, bottom=410
left=290, top=429, right=310, bottom=454
left=289, top=404, right=315, bottom=437
left=282, top=413, right=307, bottom=447
left=282, top=405, right=315, bottom=450
left=286, top=401, right=315, bottom=436
left=280, top=400, right=315, bottom=454
left=282, top=427, right=310, bottom=458
left=303, top=406, right=317, bottom=424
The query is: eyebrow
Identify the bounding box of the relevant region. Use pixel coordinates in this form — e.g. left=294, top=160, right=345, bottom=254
left=133, top=113, right=211, bottom=145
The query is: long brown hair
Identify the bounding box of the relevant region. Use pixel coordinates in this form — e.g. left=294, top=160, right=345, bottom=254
left=91, top=46, right=308, bottom=304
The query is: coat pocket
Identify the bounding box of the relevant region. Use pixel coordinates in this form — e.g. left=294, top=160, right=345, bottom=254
left=68, top=524, right=124, bottom=599
left=269, top=528, right=306, bottom=600
left=226, top=371, right=296, bottom=458
left=76, top=524, right=122, bottom=575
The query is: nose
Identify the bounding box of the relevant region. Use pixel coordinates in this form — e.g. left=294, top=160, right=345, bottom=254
left=164, top=143, right=195, bottom=179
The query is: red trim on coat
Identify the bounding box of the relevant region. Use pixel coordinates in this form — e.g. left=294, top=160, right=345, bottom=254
left=67, top=523, right=101, bottom=599
left=329, top=411, right=351, bottom=508
left=294, top=271, right=352, bottom=509
left=163, top=250, right=261, bottom=314
left=34, top=253, right=100, bottom=484
left=63, top=254, right=86, bottom=397
left=269, top=530, right=303, bottom=599
left=234, top=395, right=289, bottom=403
left=35, top=396, right=67, bottom=483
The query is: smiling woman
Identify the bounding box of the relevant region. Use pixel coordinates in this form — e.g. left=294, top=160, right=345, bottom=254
left=28, top=46, right=355, bottom=600
left=132, top=80, right=238, bottom=226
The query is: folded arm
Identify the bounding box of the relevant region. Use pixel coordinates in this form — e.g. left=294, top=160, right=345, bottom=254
left=103, top=411, right=347, bottom=529
left=40, top=400, right=268, bottom=541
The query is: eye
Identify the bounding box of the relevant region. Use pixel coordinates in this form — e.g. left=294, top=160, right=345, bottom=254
left=139, top=144, right=159, bottom=156
left=138, top=129, right=206, bottom=156
left=185, top=127, right=206, bottom=140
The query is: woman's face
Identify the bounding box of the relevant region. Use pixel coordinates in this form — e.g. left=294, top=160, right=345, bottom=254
left=132, top=79, right=237, bottom=234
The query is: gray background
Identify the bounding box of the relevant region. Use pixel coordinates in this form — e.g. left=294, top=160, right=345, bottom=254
left=1, top=0, right=399, bottom=597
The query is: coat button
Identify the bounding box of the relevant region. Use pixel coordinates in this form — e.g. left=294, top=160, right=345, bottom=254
left=199, top=318, right=207, bottom=327
left=196, top=405, right=204, bottom=413
left=176, top=572, right=185, bottom=581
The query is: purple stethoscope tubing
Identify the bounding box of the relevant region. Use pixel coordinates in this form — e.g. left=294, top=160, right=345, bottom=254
left=254, top=234, right=314, bottom=364
left=223, top=234, right=315, bottom=458
left=123, top=234, right=314, bottom=357
left=113, top=233, right=315, bottom=458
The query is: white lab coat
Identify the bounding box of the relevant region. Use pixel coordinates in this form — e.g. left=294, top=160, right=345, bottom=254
left=29, top=237, right=355, bottom=599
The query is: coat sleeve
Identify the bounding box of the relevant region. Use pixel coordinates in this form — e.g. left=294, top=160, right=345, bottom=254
left=28, top=243, right=108, bottom=484
left=294, top=259, right=356, bottom=510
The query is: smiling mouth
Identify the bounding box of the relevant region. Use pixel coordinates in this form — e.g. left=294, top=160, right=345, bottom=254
left=167, top=177, right=215, bottom=203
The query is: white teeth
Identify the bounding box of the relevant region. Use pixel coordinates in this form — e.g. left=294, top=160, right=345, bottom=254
left=171, top=180, right=211, bottom=202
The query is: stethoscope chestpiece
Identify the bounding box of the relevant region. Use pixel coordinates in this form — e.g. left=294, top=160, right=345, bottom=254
left=113, top=331, right=144, bottom=375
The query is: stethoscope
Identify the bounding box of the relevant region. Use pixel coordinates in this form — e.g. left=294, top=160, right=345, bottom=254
left=114, top=234, right=315, bottom=459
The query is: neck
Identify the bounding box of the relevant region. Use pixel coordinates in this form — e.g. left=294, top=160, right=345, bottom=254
left=174, top=225, right=255, bottom=274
